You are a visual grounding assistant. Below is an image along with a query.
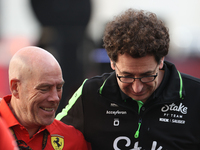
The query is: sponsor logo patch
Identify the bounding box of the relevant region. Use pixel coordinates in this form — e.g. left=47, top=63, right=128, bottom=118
left=111, top=103, right=119, bottom=107
left=113, top=136, right=163, bottom=150
left=159, top=103, right=188, bottom=124
left=106, top=110, right=127, bottom=115
left=51, top=134, right=64, bottom=150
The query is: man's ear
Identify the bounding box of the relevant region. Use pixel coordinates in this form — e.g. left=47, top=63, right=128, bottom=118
left=10, top=79, right=20, bottom=98
left=110, top=59, right=115, bottom=70
left=159, top=57, right=165, bottom=69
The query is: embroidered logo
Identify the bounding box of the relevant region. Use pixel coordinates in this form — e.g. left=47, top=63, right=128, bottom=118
left=159, top=103, right=188, bottom=124
left=51, top=134, right=64, bottom=150
left=114, top=118, right=120, bottom=126
left=111, top=103, right=119, bottom=107
left=106, top=110, right=127, bottom=115
left=161, top=103, right=187, bottom=114
left=113, top=136, right=163, bottom=150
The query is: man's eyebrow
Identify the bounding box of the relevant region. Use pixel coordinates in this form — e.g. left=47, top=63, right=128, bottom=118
left=141, top=68, right=157, bottom=76
left=143, top=70, right=154, bottom=75
left=35, top=81, right=65, bottom=89
left=35, top=83, right=52, bottom=89
left=120, top=69, right=154, bottom=75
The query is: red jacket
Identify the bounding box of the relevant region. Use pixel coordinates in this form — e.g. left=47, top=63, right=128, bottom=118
left=0, top=117, right=18, bottom=150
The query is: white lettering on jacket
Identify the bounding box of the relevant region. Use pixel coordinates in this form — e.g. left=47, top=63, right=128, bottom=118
left=161, top=103, right=187, bottom=114
left=113, top=136, right=162, bottom=150
left=106, top=110, right=127, bottom=115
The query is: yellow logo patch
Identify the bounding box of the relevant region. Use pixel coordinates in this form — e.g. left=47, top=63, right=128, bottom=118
left=51, top=134, right=64, bottom=150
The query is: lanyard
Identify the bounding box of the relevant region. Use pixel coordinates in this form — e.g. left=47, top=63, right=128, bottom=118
left=10, top=128, right=48, bottom=150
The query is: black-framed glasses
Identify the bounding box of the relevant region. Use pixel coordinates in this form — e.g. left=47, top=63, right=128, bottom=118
left=115, top=65, right=158, bottom=83
left=117, top=73, right=158, bottom=83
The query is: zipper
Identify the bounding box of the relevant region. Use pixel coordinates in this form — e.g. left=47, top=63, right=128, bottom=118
left=134, top=118, right=142, bottom=138
left=134, top=99, right=181, bottom=138
left=134, top=100, right=143, bottom=138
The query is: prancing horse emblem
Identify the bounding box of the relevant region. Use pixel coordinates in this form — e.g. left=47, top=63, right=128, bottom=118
left=51, top=134, right=64, bottom=150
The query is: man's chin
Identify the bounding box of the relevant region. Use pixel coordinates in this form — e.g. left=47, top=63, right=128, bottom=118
left=40, top=118, right=54, bottom=126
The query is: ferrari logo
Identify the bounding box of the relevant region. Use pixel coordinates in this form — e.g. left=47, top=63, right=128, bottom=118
left=51, top=134, right=64, bottom=150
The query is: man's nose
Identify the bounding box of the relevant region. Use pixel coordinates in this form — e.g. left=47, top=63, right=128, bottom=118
left=132, top=79, right=143, bottom=93
left=49, top=88, right=60, bottom=102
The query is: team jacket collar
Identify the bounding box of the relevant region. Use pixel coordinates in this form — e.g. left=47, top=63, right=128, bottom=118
left=0, top=95, right=19, bottom=128
left=161, top=61, right=185, bottom=102
left=99, top=72, right=122, bottom=103
left=99, top=61, right=185, bottom=104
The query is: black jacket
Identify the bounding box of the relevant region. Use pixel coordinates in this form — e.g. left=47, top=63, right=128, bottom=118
left=56, top=61, right=200, bottom=150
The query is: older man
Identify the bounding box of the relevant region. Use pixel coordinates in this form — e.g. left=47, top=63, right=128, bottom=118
left=0, top=46, right=90, bottom=149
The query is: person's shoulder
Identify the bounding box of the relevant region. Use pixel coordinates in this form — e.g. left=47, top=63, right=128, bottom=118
left=80, top=72, right=113, bottom=94
left=50, top=120, right=89, bottom=149
left=52, top=119, right=87, bottom=142
left=89, top=72, right=113, bottom=80
left=181, top=73, right=200, bottom=84
left=52, top=118, right=73, bottom=128
left=52, top=119, right=83, bottom=135
left=85, top=72, right=114, bottom=86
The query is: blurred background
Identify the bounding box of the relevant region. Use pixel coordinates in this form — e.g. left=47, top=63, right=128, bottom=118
left=0, top=0, right=200, bottom=113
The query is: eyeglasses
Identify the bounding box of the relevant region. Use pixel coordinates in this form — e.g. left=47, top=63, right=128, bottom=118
left=115, top=65, right=158, bottom=83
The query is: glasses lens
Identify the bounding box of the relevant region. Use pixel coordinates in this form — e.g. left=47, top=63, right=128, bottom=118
left=120, top=77, right=134, bottom=83
left=118, top=73, right=157, bottom=83
left=141, top=76, right=156, bottom=83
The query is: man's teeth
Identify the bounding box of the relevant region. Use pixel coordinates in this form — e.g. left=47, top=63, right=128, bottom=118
left=42, top=107, right=54, bottom=111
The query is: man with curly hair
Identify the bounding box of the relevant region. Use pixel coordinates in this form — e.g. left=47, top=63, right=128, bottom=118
left=57, top=9, right=200, bottom=149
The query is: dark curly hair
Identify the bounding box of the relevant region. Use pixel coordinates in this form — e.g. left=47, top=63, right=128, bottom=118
left=103, top=9, right=170, bottom=63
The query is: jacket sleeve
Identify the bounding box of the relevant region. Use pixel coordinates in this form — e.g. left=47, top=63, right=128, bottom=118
left=56, top=79, right=87, bottom=133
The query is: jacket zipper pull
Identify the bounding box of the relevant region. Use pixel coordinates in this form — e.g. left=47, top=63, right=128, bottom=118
left=134, top=119, right=142, bottom=138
